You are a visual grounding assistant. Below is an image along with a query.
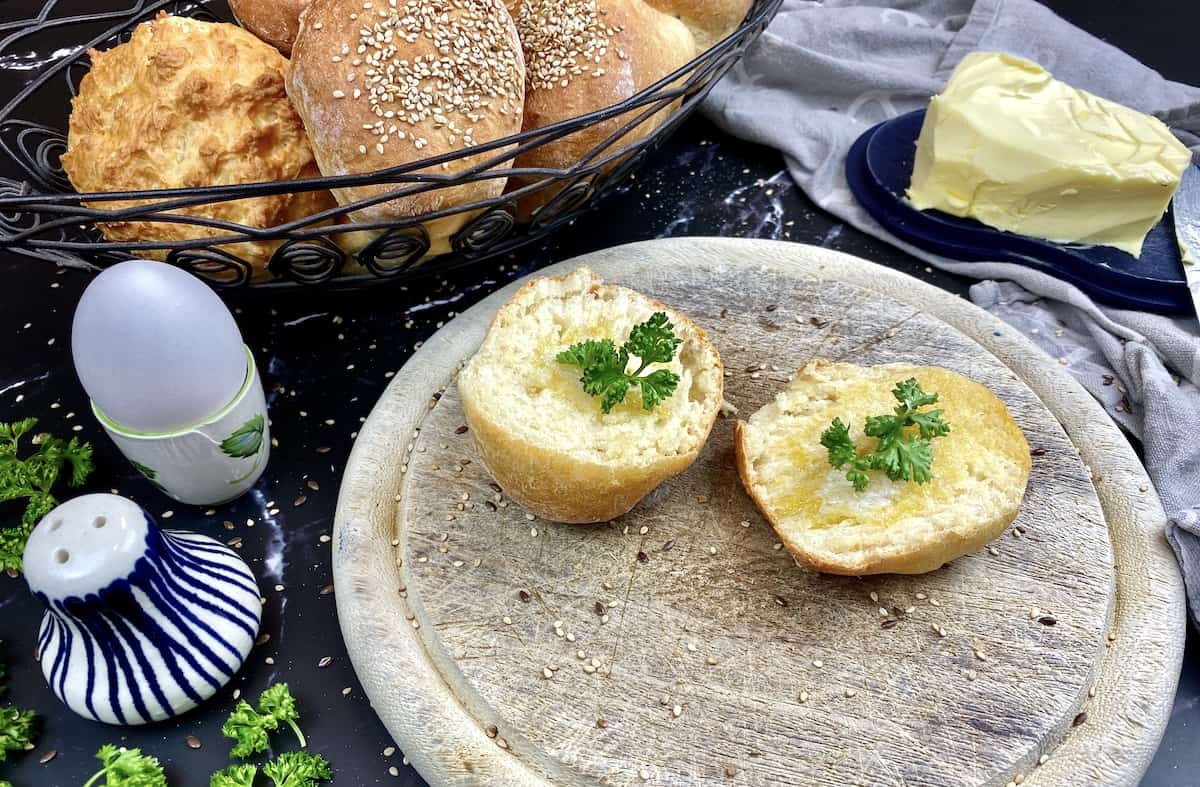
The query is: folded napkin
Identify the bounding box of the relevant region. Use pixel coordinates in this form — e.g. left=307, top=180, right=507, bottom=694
left=703, top=0, right=1200, bottom=627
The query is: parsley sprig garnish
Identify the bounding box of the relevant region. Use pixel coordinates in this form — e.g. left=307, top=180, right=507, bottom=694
left=820, top=378, right=951, bottom=491
left=222, top=684, right=306, bottom=758
left=0, top=418, right=94, bottom=573
left=0, top=644, right=38, bottom=765
left=211, top=753, right=331, bottom=787
left=557, top=312, right=682, bottom=414
left=82, top=745, right=167, bottom=787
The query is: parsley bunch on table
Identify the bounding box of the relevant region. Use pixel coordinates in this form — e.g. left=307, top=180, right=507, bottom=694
left=82, top=745, right=167, bottom=787
left=0, top=645, right=39, bottom=766
left=211, top=752, right=332, bottom=787
left=557, top=312, right=683, bottom=414
left=0, top=418, right=94, bottom=572
left=215, top=684, right=330, bottom=787
left=821, top=378, right=951, bottom=491
left=222, top=684, right=307, bottom=758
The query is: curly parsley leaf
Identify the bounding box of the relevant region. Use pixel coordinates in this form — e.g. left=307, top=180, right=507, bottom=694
left=624, top=312, right=681, bottom=365
left=0, top=418, right=95, bottom=572
left=0, top=706, right=37, bottom=762
left=223, top=683, right=306, bottom=759
left=82, top=744, right=166, bottom=787
left=557, top=312, right=682, bottom=414
left=211, top=763, right=260, bottom=787
left=261, top=752, right=331, bottom=787
left=257, top=684, right=305, bottom=750
left=821, top=378, right=951, bottom=491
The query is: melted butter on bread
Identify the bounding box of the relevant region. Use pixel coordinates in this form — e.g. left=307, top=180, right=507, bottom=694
left=736, top=361, right=1030, bottom=575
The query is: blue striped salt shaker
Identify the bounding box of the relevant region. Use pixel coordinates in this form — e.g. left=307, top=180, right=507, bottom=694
left=22, top=494, right=262, bottom=725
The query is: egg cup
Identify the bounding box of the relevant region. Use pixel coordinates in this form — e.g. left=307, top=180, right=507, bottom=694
left=93, top=346, right=270, bottom=505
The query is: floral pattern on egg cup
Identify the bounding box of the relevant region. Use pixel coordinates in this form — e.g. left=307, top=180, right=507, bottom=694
left=93, top=346, right=270, bottom=506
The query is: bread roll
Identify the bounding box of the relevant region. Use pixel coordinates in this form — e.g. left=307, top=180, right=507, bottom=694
left=60, top=14, right=336, bottom=277
left=643, top=0, right=753, bottom=50
left=458, top=267, right=723, bottom=523
left=736, top=361, right=1031, bottom=575
left=287, top=0, right=525, bottom=255
left=228, top=0, right=310, bottom=55
left=509, top=0, right=695, bottom=214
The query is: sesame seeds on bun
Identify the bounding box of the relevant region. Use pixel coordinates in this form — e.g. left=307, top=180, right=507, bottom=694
left=287, top=0, right=525, bottom=235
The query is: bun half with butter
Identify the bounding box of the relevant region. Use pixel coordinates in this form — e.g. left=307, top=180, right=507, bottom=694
left=458, top=267, right=723, bottom=523
left=736, top=360, right=1030, bottom=575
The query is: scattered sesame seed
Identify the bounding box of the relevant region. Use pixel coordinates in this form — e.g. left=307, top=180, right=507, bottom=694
left=672, top=705, right=682, bottom=717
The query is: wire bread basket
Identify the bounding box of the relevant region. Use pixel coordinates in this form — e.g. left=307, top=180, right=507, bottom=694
left=0, top=0, right=782, bottom=290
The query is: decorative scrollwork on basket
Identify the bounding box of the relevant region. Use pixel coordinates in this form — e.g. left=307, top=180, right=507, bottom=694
left=529, top=179, right=596, bottom=232
left=0, top=178, right=39, bottom=234
left=0, top=122, right=71, bottom=192
left=0, top=0, right=784, bottom=290
left=268, top=237, right=346, bottom=284
left=452, top=203, right=516, bottom=255
left=166, top=247, right=255, bottom=289
left=357, top=224, right=432, bottom=277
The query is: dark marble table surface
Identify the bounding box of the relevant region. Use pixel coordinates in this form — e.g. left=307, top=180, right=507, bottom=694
left=1, top=1, right=1196, bottom=785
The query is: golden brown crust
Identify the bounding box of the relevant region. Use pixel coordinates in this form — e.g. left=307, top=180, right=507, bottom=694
left=510, top=0, right=695, bottom=213
left=287, top=0, right=525, bottom=227
left=228, top=0, right=310, bottom=55
left=60, top=14, right=336, bottom=275
left=642, top=0, right=752, bottom=49
left=735, top=361, right=1032, bottom=576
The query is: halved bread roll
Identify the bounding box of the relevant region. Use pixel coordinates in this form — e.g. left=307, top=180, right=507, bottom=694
left=735, top=360, right=1030, bottom=575
left=458, top=267, right=723, bottom=523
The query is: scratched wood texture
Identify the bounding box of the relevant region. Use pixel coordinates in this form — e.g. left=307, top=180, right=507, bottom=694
left=333, top=239, right=1184, bottom=787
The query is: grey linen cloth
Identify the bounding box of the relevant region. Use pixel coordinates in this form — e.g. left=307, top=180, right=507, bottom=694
left=702, top=0, right=1200, bottom=626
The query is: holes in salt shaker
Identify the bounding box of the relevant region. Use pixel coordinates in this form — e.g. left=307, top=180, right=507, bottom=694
left=93, top=516, right=107, bottom=529
left=49, top=519, right=63, bottom=532
left=53, top=549, right=70, bottom=564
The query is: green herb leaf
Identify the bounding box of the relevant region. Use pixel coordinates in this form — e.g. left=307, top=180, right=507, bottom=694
left=636, top=369, right=680, bottom=412
left=821, top=378, right=950, bottom=492
left=82, top=744, right=166, bottom=787
left=261, top=752, right=331, bottom=787
left=0, top=419, right=95, bottom=572
left=220, top=415, right=265, bottom=459
left=0, top=706, right=37, bottom=762
left=557, top=312, right=683, bottom=414
left=211, top=763, right=259, bottom=787
left=257, top=684, right=305, bottom=750
left=223, top=700, right=276, bottom=758
left=624, top=312, right=681, bottom=366
left=222, top=684, right=306, bottom=759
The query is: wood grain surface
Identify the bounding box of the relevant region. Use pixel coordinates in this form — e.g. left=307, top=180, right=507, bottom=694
left=333, top=239, right=1184, bottom=787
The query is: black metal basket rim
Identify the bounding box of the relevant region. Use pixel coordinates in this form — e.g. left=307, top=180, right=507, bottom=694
left=0, top=0, right=781, bottom=207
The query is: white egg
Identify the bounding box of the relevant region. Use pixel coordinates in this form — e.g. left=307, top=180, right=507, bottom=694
left=72, top=261, right=246, bottom=433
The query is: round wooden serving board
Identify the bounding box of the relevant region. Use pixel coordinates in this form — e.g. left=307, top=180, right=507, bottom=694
left=334, top=238, right=1184, bottom=787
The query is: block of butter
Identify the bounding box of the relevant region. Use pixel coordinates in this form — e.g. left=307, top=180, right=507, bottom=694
left=907, top=52, right=1192, bottom=258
